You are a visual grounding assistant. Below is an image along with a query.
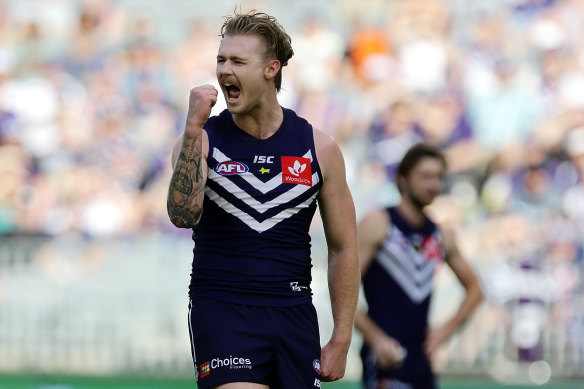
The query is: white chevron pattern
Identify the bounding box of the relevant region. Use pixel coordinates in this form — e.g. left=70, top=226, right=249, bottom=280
left=206, top=188, right=318, bottom=233
left=376, top=227, right=438, bottom=303
left=205, top=147, right=319, bottom=233
left=212, top=148, right=313, bottom=194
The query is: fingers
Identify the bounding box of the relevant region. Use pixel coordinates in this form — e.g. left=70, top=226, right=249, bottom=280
left=374, top=339, right=406, bottom=369
left=321, top=359, right=344, bottom=382
left=190, top=85, right=218, bottom=104
left=187, top=85, right=218, bottom=129
left=424, top=337, right=439, bottom=357
left=320, top=342, right=348, bottom=382
left=192, top=84, right=218, bottom=94
left=424, top=326, right=449, bottom=357
left=376, top=352, right=404, bottom=369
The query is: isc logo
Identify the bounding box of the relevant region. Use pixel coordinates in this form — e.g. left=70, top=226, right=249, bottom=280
left=214, top=161, right=249, bottom=176
left=253, top=155, right=274, bottom=164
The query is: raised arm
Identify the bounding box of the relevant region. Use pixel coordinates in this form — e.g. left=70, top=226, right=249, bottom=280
left=314, top=129, right=360, bottom=382
left=424, top=226, right=483, bottom=356
left=167, top=85, right=217, bottom=228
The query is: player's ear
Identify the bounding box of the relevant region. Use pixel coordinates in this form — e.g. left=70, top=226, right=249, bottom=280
left=264, top=59, right=281, bottom=81
left=397, top=175, right=406, bottom=193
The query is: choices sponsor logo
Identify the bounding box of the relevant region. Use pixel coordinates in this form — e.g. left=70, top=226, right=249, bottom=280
left=214, top=161, right=249, bottom=176
left=200, top=355, right=253, bottom=378
left=281, top=156, right=312, bottom=186
left=200, top=361, right=210, bottom=378
left=214, top=355, right=252, bottom=370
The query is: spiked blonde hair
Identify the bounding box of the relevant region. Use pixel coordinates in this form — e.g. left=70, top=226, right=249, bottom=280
left=221, top=10, right=294, bottom=92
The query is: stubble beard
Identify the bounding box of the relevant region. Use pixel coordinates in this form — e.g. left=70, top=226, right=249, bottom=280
left=408, top=190, right=431, bottom=212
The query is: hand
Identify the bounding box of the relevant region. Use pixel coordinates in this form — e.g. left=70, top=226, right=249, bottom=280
left=186, top=85, right=218, bottom=133
left=424, top=325, right=453, bottom=357
left=371, top=334, right=406, bottom=369
left=320, top=338, right=350, bottom=382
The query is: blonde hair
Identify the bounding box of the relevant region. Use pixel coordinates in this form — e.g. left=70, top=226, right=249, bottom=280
left=221, top=10, right=293, bottom=92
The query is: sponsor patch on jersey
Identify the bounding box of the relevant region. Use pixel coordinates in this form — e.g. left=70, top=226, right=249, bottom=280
left=281, top=156, right=312, bottom=186
left=422, top=236, right=443, bottom=261
left=214, top=161, right=249, bottom=176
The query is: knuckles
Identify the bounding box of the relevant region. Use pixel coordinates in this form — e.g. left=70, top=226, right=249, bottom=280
left=190, top=85, right=218, bottom=96
left=188, top=86, right=218, bottom=109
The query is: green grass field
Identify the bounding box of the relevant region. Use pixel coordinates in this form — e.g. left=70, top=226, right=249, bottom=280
left=0, top=375, right=582, bottom=389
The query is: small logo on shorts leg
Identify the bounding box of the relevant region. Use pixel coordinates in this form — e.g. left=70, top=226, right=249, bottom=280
left=290, top=282, right=309, bottom=292
left=200, top=361, right=211, bottom=378
left=313, top=359, right=321, bottom=374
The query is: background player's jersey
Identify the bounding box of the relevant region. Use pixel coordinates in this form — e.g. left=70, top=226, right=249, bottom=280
left=189, top=108, right=323, bottom=306
left=362, top=207, right=444, bottom=379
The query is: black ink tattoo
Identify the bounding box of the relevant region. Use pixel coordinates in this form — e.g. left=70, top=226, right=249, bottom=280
left=167, top=203, right=203, bottom=228
left=167, top=133, right=205, bottom=227
left=193, top=156, right=202, bottom=182
left=170, top=166, right=193, bottom=195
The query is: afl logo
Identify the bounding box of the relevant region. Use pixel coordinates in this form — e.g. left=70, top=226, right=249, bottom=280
left=313, top=359, right=321, bottom=374
left=214, top=161, right=249, bottom=176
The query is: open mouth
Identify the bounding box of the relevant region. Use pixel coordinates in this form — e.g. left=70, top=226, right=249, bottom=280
left=224, top=84, right=241, bottom=102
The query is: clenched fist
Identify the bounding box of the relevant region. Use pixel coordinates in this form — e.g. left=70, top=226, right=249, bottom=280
left=186, top=85, right=218, bottom=134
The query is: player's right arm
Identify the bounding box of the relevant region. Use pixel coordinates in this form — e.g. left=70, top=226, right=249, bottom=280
left=167, top=85, right=217, bottom=228
left=354, top=210, right=406, bottom=369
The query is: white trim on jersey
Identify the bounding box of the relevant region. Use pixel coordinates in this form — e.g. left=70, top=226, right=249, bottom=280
left=188, top=302, right=196, bottom=363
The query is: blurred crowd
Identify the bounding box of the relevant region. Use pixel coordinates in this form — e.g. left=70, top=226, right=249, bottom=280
left=1, top=0, right=584, bottom=372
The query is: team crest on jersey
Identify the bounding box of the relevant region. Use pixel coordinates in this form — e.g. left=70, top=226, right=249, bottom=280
left=313, top=359, right=321, bottom=374
left=214, top=161, right=249, bottom=176
left=281, top=156, right=312, bottom=186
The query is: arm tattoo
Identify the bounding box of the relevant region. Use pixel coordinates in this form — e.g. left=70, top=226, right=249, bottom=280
left=170, top=164, right=193, bottom=195
left=193, top=156, right=202, bottom=182
left=167, top=204, right=203, bottom=228
left=167, top=133, right=206, bottom=227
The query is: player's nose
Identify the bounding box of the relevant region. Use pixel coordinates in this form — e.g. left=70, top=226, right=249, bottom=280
left=218, top=60, right=234, bottom=76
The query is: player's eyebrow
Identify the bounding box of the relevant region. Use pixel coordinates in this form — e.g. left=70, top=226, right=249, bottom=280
left=217, top=55, right=247, bottom=62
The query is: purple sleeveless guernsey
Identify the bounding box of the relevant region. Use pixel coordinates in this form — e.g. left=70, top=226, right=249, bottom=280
left=189, top=108, right=323, bottom=306
left=362, top=207, right=444, bottom=381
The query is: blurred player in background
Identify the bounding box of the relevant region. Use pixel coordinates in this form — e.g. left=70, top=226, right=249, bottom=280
left=166, top=10, right=359, bottom=389
left=355, top=144, right=482, bottom=389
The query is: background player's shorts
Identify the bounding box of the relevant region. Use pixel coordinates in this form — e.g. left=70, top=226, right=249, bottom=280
left=188, top=297, right=322, bottom=389
left=361, top=345, right=436, bottom=389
